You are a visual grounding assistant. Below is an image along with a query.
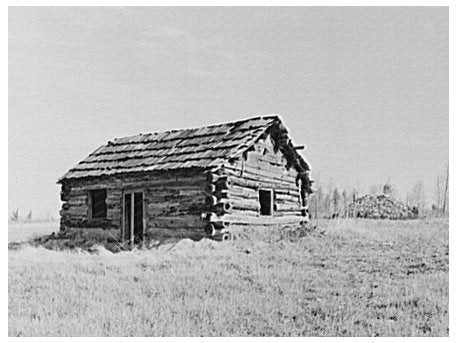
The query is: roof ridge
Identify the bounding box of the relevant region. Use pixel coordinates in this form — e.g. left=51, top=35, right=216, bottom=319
left=111, top=115, right=281, bottom=143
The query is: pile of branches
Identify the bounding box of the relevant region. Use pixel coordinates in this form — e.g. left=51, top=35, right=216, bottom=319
left=348, top=194, right=418, bottom=220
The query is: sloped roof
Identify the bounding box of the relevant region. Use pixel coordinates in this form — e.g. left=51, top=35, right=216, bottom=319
left=58, top=115, right=310, bottom=182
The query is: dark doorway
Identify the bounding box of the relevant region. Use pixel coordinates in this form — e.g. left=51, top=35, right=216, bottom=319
left=123, top=191, right=144, bottom=243
left=259, top=189, right=273, bottom=216
left=133, top=192, right=143, bottom=242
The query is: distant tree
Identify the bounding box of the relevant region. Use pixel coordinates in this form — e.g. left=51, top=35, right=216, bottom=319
left=350, top=188, right=358, bottom=202
left=11, top=209, right=19, bottom=222
left=434, top=175, right=442, bottom=214
left=342, top=190, right=348, bottom=217
left=26, top=210, right=32, bottom=221
left=411, top=181, right=426, bottom=213
left=382, top=183, right=394, bottom=196
left=443, top=164, right=449, bottom=215
left=323, top=193, right=331, bottom=218
left=406, top=192, right=412, bottom=207
left=309, top=186, right=324, bottom=219
left=331, top=188, right=341, bottom=215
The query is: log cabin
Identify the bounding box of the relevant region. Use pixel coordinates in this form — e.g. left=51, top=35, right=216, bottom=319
left=58, top=115, right=314, bottom=242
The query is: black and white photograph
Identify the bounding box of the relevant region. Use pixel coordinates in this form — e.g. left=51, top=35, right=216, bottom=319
left=7, top=4, right=451, bottom=338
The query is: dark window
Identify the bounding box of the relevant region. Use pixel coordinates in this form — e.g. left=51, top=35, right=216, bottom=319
left=90, top=189, right=107, bottom=219
left=259, top=189, right=273, bottom=216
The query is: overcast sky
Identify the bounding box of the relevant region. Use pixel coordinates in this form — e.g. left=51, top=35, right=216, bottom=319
left=9, top=7, right=448, bottom=218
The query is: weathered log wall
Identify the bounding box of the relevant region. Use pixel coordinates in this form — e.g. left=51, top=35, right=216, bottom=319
left=203, top=133, right=309, bottom=235
left=60, top=169, right=208, bottom=239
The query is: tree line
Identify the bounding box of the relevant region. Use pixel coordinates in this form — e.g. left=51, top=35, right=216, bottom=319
left=308, top=165, right=449, bottom=219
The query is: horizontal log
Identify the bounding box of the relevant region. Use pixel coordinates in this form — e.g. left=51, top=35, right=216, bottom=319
left=148, top=202, right=181, bottom=209
left=66, top=197, right=88, bottom=206
left=274, top=210, right=303, bottom=217
left=148, top=205, right=204, bottom=216
left=217, top=214, right=304, bottom=226
left=275, top=193, right=299, bottom=203
left=107, top=207, right=121, bottom=214
left=275, top=188, right=300, bottom=197
left=144, top=228, right=205, bottom=240
left=146, top=196, right=168, bottom=202
left=246, top=155, right=297, bottom=177
left=216, top=174, right=294, bottom=192
left=247, top=154, right=283, bottom=169
left=229, top=209, right=260, bottom=217
left=61, top=206, right=88, bottom=216
left=60, top=212, right=87, bottom=221
left=275, top=203, right=301, bottom=212
left=147, top=216, right=204, bottom=229
left=178, top=190, right=202, bottom=197
left=70, top=178, right=206, bottom=192
left=66, top=171, right=205, bottom=188
left=247, top=151, right=285, bottom=167
left=231, top=199, right=260, bottom=212
left=229, top=176, right=259, bottom=190
left=67, top=190, right=89, bottom=198
left=107, top=203, right=122, bottom=209
left=224, top=163, right=296, bottom=184
left=106, top=193, right=122, bottom=199
left=230, top=184, right=259, bottom=196
left=215, top=187, right=258, bottom=200
left=223, top=167, right=296, bottom=189
left=243, top=165, right=296, bottom=183
left=65, top=227, right=120, bottom=238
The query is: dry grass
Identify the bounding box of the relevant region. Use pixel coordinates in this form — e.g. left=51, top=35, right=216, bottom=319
left=8, top=221, right=57, bottom=242
left=8, top=218, right=448, bottom=336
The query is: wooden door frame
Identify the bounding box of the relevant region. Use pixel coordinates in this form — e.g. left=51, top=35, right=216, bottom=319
left=121, top=189, right=146, bottom=244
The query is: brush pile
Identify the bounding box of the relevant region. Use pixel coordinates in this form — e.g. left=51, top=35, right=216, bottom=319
left=348, top=194, right=418, bottom=220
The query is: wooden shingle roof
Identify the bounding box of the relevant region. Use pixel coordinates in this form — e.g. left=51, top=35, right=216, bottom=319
left=58, top=115, right=310, bottom=182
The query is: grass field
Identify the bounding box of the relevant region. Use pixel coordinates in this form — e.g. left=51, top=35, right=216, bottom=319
left=8, top=218, right=448, bottom=336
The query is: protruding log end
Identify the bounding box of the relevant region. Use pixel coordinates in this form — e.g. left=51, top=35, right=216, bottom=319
left=204, top=223, right=216, bottom=237
left=222, top=232, right=232, bottom=241
left=205, top=183, right=216, bottom=194
left=215, top=177, right=232, bottom=190
left=206, top=173, right=220, bottom=183
left=211, top=230, right=232, bottom=241
left=205, top=195, right=218, bottom=207
left=214, top=201, right=232, bottom=214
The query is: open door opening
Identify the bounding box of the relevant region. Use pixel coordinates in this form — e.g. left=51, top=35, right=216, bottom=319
left=123, top=191, right=144, bottom=243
